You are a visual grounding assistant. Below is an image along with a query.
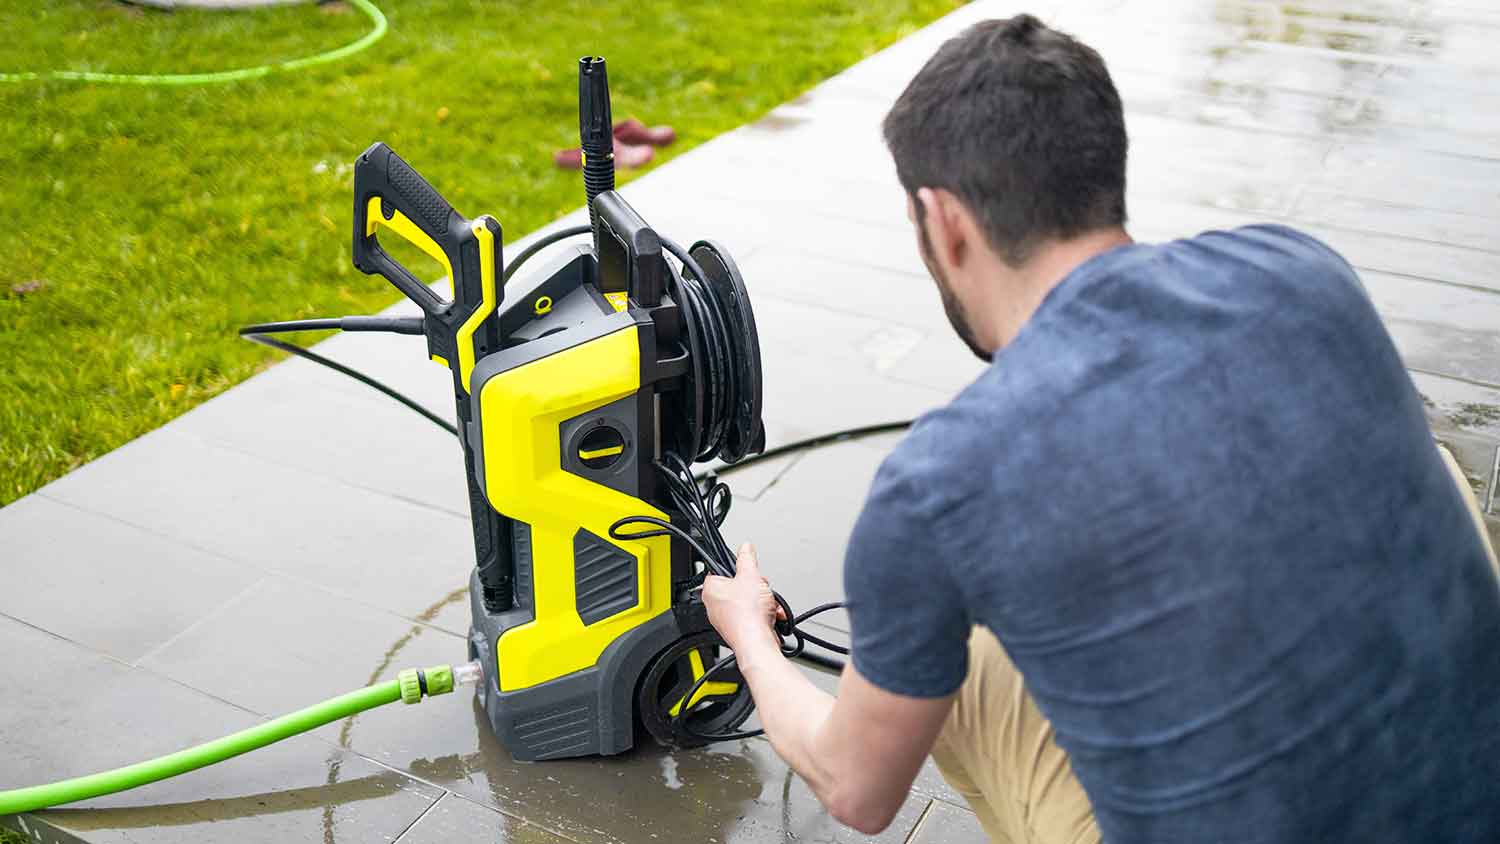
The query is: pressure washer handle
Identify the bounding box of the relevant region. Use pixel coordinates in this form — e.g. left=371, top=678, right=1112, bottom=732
left=353, top=142, right=467, bottom=316
left=351, top=141, right=504, bottom=392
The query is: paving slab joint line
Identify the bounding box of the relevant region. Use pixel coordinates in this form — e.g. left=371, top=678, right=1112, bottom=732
left=738, top=451, right=809, bottom=503
left=415, top=789, right=592, bottom=844
left=901, top=797, right=937, bottom=844
left=28, top=492, right=475, bottom=640
left=1352, top=266, right=1500, bottom=298
left=32, top=491, right=269, bottom=585
left=1406, top=365, right=1500, bottom=394
left=128, top=576, right=272, bottom=668
left=0, top=609, right=138, bottom=672
left=390, top=788, right=448, bottom=844
left=181, top=433, right=472, bottom=522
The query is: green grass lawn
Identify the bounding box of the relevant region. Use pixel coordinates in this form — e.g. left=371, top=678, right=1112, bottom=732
left=0, top=829, right=22, bottom=844
left=0, top=0, right=960, bottom=505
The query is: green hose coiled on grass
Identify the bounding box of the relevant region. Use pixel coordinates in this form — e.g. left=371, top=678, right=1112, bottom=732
left=0, top=663, right=460, bottom=817
left=0, top=0, right=386, bottom=86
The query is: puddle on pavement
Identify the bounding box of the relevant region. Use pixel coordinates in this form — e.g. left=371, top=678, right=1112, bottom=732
left=37, top=768, right=423, bottom=834
left=275, top=572, right=924, bottom=843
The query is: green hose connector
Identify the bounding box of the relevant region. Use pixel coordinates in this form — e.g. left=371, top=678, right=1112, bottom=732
left=0, top=660, right=479, bottom=817
left=398, top=664, right=455, bottom=704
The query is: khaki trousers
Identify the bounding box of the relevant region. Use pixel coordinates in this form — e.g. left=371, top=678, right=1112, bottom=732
left=929, top=446, right=1499, bottom=844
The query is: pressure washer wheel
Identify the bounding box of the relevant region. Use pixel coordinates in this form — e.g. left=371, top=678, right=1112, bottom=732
left=637, top=631, right=755, bottom=748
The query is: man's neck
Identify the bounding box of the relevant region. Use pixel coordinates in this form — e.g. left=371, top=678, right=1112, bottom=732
left=988, top=227, right=1133, bottom=349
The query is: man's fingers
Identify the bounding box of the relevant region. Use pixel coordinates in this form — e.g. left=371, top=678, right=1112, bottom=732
left=735, top=542, right=761, bottom=579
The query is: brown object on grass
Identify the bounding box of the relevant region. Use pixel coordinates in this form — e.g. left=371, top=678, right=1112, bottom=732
left=553, top=143, right=654, bottom=171
left=612, top=118, right=677, bottom=147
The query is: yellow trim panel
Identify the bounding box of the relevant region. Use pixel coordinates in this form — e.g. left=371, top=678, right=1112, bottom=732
left=479, top=326, right=672, bottom=691
left=364, top=197, right=454, bottom=285
left=454, top=217, right=499, bottom=392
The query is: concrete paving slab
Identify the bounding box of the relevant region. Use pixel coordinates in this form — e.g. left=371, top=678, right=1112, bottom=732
left=906, top=798, right=988, bottom=844
left=138, top=575, right=468, bottom=717
left=1296, top=224, right=1500, bottom=294
left=1291, top=188, right=1499, bottom=253
left=629, top=190, right=926, bottom=279
left=38, top=427, right=476, bottom=634
left=1360, top=270, right=1500, bottom=387
left=708, top=452, right=806, bottom=504
left=751, top=295, right=952, bottom=444
left=0, top=615, right=441, bottom=842
left=172, top=352, right=471, bottom=516
left=1315, top=142, right=1500, bottom=221
left=0, top=496, right=260, bottom=664
left=392, top=794, right=570, bottom=844
left=738, top=248, right=943, bottom=334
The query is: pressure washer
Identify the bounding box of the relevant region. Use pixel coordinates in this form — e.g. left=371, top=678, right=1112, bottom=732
left=0, top=57, right=903, bottom=816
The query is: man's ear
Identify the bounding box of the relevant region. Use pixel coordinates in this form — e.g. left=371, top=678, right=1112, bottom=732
left=915, top=187, right=972, bottom=271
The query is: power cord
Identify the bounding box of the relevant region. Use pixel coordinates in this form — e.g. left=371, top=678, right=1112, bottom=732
left=609, top=451, right=850, bottom=741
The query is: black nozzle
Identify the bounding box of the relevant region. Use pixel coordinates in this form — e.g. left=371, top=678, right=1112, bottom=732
left=579, top=56, right=614, bottom=156
left=579, top=56, right=616, bottom=251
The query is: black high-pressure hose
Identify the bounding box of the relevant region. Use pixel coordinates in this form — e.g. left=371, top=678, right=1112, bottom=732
left=238, top=316, right=457, bottom=435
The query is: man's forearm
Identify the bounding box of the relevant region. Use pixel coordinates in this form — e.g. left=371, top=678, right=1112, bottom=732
left=735, top=635, right=839, bottom=798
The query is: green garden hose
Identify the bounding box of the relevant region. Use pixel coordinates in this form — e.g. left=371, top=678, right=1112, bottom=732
left=0, top=0, right=386, bottom=86
left=0, top=661, right=477, bottom=817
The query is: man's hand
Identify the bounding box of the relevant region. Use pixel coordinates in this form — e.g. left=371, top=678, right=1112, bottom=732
left=702, top=543, right=783, bottom=655
left=698, top=543, right=955, bottom=835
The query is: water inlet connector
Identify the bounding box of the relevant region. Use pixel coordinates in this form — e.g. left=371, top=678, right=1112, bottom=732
left=398, top=660, right=484, bottom=705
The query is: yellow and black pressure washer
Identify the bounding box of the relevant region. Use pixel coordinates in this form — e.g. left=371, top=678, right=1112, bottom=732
left=346, top=57, right=785, bottom=759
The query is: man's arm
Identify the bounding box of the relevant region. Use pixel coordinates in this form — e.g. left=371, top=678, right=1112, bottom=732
left=703, top=544, right=955, bottom=834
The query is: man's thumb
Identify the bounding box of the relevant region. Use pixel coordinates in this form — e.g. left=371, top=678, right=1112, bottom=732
left=735, top=542, right=760, bottom=577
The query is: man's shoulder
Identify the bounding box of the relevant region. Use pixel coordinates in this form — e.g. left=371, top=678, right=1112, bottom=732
left=1181, top=224, right=1363, bottom=295
left=865, top=370, right=1059, bottom=519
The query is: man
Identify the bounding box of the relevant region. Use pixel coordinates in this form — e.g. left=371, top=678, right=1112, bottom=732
left=702, top=14, right=1500, bottom=844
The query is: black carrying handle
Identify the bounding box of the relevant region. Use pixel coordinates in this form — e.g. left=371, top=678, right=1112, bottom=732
left=353, top=141, right=473, bottom=319
left=593, top=190, right=666, bottom=307
left=351, top=142, right=504, bottom=390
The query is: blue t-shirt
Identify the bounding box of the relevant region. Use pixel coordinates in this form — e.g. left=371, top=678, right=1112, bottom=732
left=844, top=225, right=1500, bottom=842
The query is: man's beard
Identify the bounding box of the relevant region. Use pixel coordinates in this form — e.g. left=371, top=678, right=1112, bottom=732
left=918, top=220, right=993, bottom=363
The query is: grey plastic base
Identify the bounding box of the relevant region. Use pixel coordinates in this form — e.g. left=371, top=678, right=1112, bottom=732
left=467, top=569, right=682, bottom=760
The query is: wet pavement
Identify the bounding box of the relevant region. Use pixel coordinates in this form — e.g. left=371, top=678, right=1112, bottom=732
left=4, top=0, right=1499, bottom=841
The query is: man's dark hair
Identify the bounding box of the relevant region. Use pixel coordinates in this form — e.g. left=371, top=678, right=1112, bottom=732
left=883, top=14, right=1127, bottom=266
